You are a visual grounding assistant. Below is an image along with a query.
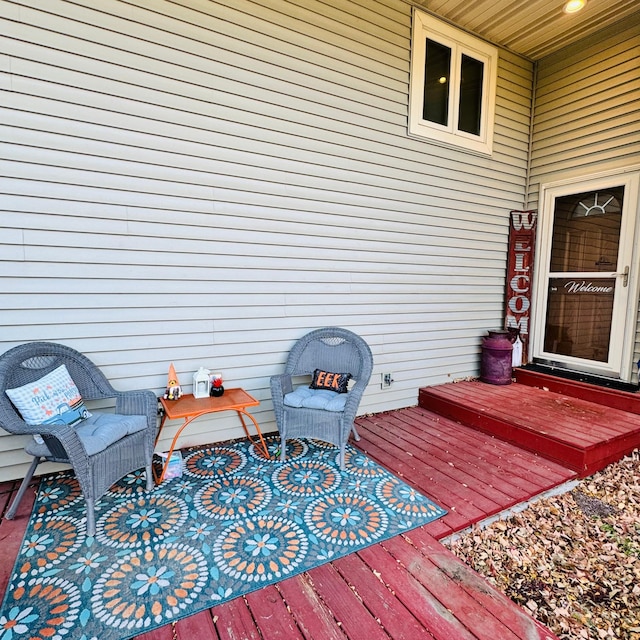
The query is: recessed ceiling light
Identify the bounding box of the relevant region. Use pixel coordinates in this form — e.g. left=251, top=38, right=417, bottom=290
left=563, top=0, right=586, bottom=14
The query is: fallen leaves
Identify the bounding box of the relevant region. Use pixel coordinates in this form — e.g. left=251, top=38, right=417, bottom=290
left=446, top=450, right=640, bottom=640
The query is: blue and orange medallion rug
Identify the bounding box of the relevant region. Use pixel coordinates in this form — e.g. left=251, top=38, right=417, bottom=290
left=0, top=437, right=446, bottom=639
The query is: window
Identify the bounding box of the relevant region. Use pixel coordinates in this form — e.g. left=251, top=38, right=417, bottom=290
left=409, top=10, right=498, bottom=155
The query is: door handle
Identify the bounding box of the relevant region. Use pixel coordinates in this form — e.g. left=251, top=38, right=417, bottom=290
left=614, top=266, right=629, bottom=287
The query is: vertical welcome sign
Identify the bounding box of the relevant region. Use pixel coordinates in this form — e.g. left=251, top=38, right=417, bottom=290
left=505, top=210, right=537, bottom=364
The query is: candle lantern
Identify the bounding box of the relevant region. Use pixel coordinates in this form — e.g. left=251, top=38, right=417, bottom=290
left=193, top=367, right=211, bottom=398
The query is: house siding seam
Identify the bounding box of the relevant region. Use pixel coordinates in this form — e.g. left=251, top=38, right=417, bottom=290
left=0, top=0, right=531, bottom=481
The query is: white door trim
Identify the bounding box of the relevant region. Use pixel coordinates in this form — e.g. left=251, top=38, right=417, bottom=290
left=532, top=169, right=640, bottom=381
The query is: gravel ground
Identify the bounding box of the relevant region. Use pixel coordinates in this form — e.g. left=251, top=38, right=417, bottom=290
left=445, top=450, right=640, bottom=640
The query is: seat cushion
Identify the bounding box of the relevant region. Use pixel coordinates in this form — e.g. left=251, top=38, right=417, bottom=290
left=284, top=387, right=347, bottom=412
left=24, top=412, right=148, bottom=458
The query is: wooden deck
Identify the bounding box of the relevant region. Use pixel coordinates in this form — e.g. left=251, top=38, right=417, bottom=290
left=0, top=406, right=575, bottom=640
left=419, top=375, right=640, bottom=477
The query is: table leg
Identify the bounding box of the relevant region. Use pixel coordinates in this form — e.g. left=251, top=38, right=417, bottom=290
left=153, top=416, right=197, bottom=484
left=236, top=409, right=270, bottom=458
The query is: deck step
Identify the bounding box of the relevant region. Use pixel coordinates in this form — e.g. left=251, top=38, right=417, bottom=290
left=514, top=368, right=640, bottom=414
left=418, top=380, right=640, bottom=477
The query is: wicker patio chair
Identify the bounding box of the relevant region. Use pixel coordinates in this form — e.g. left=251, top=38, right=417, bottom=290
left=270, top=327, right=373, bottom=470
left=0, top=342, right=157, bottom=536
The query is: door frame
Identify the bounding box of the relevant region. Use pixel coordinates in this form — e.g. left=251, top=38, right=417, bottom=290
left=531, top=168, right=640, bottom=381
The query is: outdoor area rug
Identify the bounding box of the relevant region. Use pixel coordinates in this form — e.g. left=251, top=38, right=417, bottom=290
left=0, top=437, right=446, bottom=640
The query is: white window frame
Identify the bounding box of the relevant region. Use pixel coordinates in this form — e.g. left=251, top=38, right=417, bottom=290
left=409, top=10, right=498, bottom=155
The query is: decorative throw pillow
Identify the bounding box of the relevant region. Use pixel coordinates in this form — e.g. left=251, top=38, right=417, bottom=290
left=309, top=369, right=352, bottom=394
left=6, top=364, right=91, bottom=427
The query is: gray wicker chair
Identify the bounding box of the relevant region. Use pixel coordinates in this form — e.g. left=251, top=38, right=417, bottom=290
left=0, top=342, right=157, bottom=536
left=270, top=327, right=373, bottom=470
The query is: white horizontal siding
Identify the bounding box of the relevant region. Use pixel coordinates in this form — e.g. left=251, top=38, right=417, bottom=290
left=0, top=0, right=532, bottom=481
left=529, top=18, right=640, bottom=190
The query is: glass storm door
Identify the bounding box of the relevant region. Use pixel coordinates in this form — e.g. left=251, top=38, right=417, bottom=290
left=533, top=174, right=639, bottom=379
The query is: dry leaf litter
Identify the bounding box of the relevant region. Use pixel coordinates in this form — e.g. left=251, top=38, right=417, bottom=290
left=446, top=449, right=640, bottom=640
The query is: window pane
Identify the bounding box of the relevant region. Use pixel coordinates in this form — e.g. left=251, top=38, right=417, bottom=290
left=549, top=187, right=624, bottom=272
left=458, top=54, right=483, bottom=135
left=544, top=277, right=614, bottom=362
left=423, top=39, right=450, bottom=125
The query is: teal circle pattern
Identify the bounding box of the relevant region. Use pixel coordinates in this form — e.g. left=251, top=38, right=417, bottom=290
left=194, top=475, right=271, bottom=520
left=271, top=460, right=341, bottom=497
left=212, top=516, right=308, bottom=583
left=375, top=476, right=445, bottom=518
left=342, top=449, right=387, bottom=477
left=18, top=516, right=82, bottom=576
left=304, top=493, right=389, bottom=547
left=34, top=475, right=82, bottom=516
left=106, top=469, right=150, bottom=497
left=90, top=543, right=209, bottom=632
left=2, top=576, right=82, bottom=640
left=183, top=447, right=247, bottom=479
left=248, top=437, right=308, bottom=463
left=96, top=494, right=188, bottom=548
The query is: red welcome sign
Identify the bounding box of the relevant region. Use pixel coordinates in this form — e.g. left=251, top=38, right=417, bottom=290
left=505, top=210, right=537, bottom=364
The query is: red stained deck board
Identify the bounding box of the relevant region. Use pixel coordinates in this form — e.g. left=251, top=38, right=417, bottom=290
left=420, top=385, right=594, bottom=471
left=277, top=574, right=349, bottom=640
left=424, top=383, right=624, bottom=445
left=422, top=383, right=588, bottom=440
left=244, top=584, right=305, bottom=639
left=410, top=405, right=575, bottom=478
left=406, top=528, right=560, bottom=640
left=173, top=610, right=218, bottom=639
left=360, top=414, right=515, bottom=508
left=402, top=406, right=574, bottom=487
left=435, top=382, right=637, bottom=441
left=356, top=412, right=575, bottom=536
left=381, top=535, right=533, bottom=640
left=135, top=625, right=175, bottom=640
left=334, top=552, right=436, bottom=640
left=356, top=542, right=478, bottom=640
left=422, top=390, right=588, bottom=471
left=365, top=410, right=549, bottom=502
left=358, top=454, right=474, bottom=534
left=212, top=597, right=262, bottom=640
left=307, top=561, right=391, bottom=640
left=358, top=419, right=499, bottom=514
left=356, top=432, right=491, bottom=532
left=0, top=481, right=35, bottom=599
left=422, top=515, right=454, bottom=540
left=432, top=380, right=640, bottom=444
left=392, top=408, right=564, bottom=495
left=496, top=390, right=636, bottom=442
left=515, top=368, right=640, bottom=414
left=419, top=381, right=640, bottom=476
left=0, top=482, right=14, bottom=511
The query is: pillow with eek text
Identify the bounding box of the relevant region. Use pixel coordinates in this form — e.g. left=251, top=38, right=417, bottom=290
left=309, top=369, right=352, bottom=394
left=6, top=364, right=91, bottom=427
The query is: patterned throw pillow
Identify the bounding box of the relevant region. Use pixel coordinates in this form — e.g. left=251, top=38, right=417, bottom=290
left=6, top=364, right=91, bottom=427
left=309, top=369, right=352, bottom=394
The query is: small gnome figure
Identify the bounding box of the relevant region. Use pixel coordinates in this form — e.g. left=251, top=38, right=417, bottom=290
left=164, top=363, right=183, bottom=400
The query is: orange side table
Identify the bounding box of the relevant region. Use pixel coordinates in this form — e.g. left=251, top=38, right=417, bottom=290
left=154, top=388, right=269, bottom=483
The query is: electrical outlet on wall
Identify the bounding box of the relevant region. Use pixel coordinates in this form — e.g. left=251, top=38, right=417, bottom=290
left=381, top=372, right=394, bottom=389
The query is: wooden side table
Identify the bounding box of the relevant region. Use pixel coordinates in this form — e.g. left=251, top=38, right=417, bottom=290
left=154, top=388, right=269, bottom=483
